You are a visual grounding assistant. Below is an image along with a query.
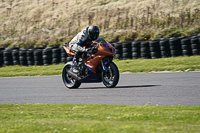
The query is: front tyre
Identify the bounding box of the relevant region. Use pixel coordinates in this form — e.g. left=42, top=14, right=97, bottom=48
left=102, top=62, right=119, bottom=88
left=62, top=62, right=81, bottom=89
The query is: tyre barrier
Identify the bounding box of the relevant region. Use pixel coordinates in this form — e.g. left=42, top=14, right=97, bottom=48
left=0, top=48, right=5, bottom=51
left=149, top=40, right=161, bottom=59
left=169, top=37, right=183, bottom=57
left=131, top=40, right=141, bottom=59
left=0, top=46, right=68, bottom=67
left=140, top=41, right=151, bottom=59
left=5, top=48, right=15, bottom=51
left=61, top=46, right=68, bottom=64
left=190, top=37, right=200, bottom=55
left=122, top=41, right=132, bottom=59
left=33, top=47, right=44, bottom=50
left=19, top=49, right=28, bottom=66
left=27, top=49, right=34, bottom=66
left=159, top=39, right=171, bottom=58
left=4, top=48, right=19, bottom=66
left=191, top=36, right=199, bottom=44
left=12, top=50, right=20, bottom=65
left=52, top=48, right=61, bottom=64
left=34, top=49, right=43, bottom=65
left=181, top=38, right=192, bottom=56
left=3, top=50, right=13, bottom=66
left=111, top=36, right=200, bottom=60
left=0, top=50, right=4, bottom=67
left=1, top=36, right=200, bottom=68
left=43, top=47, right=52, bottom=65
left=114, top=43, right=122, bottom=59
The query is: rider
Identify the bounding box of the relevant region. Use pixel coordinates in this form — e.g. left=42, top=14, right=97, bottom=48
left=69, top=25, right=100, bottom=73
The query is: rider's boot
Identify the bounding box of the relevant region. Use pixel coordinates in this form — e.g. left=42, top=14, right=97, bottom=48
left=71, top=53, right=79, bottom=74
left=71, top=62, right=79, bottom=74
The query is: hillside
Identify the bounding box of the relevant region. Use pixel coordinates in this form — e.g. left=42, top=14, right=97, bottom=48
left=0, top=0, right=200, bottom=48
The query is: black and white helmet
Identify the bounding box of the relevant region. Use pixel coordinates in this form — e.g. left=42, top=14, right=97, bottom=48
left=87, top=25, right=99, bottom=40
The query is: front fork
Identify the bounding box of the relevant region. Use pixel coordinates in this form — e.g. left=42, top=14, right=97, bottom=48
left=101, top=60, right=114, bottom=81
left=101, top=60, right=109, bottom=72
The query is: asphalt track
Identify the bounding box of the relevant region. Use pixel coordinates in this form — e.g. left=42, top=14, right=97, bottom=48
left=0, top=72, right=200, bottom=105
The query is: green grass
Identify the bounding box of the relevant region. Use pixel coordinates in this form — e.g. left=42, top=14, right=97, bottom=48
left=116, top=56, right=200, bottom=73
left=0, top=64, right=63, bottom=77
left=0, top=104, right=199, bottom=133
left=0, top=56, right=200, bottom=77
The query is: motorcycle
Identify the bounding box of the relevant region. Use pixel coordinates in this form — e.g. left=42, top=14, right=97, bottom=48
left=62, top=38, right=119, bottom=89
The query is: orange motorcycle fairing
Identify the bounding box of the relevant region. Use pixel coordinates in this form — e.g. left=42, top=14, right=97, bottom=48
left=63, top=46, right=75, bottom=56
left=84, top=41, right=115, bottom=73
left=84, top=55, right=104, bottom=73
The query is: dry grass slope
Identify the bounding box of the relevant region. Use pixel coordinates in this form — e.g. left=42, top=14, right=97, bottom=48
left=0, top=0, right=200, bottom=48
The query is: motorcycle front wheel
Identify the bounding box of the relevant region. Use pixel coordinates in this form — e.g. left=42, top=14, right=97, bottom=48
left=102, top=62, right=119, bottom=88
left=62, top=62, right=81, bottom=89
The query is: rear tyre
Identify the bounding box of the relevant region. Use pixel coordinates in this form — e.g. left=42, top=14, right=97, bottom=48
left=62, top=62, right=81, bottom=89
left=102, top=62, right=119, bottom=88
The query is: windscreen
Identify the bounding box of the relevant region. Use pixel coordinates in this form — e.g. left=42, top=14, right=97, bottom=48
left=96, top=38, right=109, bottom=47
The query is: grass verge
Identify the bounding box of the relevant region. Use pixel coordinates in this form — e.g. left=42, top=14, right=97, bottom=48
left=116, top=56, right=200, bottom=73
left=0, top=56, right=200, bottom=77
left=0, top=104, right=199, bottom=133
left=0, top=64, right=63, bottom=77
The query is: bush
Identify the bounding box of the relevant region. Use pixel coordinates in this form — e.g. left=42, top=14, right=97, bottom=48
left=167, top=29, right=182, bottom=38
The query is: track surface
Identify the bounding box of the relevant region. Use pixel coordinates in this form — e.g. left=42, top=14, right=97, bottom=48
left=0, top=72, right=200, bottom=105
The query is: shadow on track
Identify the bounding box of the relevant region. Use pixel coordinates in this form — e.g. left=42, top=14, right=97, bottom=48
left=79, top=85, right=160, bottom=89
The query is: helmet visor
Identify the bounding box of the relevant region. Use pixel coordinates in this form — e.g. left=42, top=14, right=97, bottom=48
left=88, top=30, right=99, bottom=40
left=91, top=32, right=99, bottom=40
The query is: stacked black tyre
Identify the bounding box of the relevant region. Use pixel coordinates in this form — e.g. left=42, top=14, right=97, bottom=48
left=52, top=47, right=61, bottom=64
left=131, top=40, right=141, bottom=59
left=43, top=47, right=52, bottom=65
left=169, top=37, right=183, bottom=57
left=114, top=43, right=122, bottom=59
left=3, top=49, right=13, bottom=66
left=191, top=36, right=200, bottom=55
left=181, top=38, right=192, bottom=56
left=159, top=39, right=171, bottom=58
left=19, top=49, right=27, bottom=66
left=140, top=41, right=151, bottom=59
left=27, top=49, right=34, bottom=66
left=122, top=41, right=132, bottom=59
left=60, top=46, right=68, bottom=63
left=34, top=49, right=43, bottom=65
left=0, top=48, right=5, bottom=67
left=12, top=49, right=20, bottom=65
left=149, top=40, right=161, bottom=59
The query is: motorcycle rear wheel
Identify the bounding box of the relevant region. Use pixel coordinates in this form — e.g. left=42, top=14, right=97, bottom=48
left=62, top=62, right=81, bottom=89
left=102, top=62, right=119, bottom=88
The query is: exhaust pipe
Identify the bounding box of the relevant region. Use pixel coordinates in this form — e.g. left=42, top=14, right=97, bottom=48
left=67, top=70, right=81, bottom=80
